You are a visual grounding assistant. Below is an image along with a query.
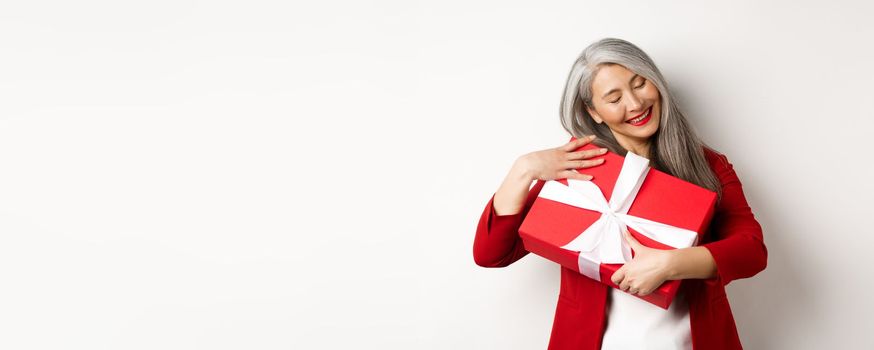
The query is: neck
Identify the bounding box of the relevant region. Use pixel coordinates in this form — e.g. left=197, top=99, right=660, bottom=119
left=613, top=133, right=652, bottom=158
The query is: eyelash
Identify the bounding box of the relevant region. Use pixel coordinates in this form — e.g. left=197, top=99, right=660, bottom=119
left=608, top=81, right=647, bottom=104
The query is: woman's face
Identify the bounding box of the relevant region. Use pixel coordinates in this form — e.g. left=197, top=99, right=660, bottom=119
left=585, top=64, right=661, bottom=146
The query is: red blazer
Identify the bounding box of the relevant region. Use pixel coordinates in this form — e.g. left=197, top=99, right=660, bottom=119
left=473, top=147, right=767, bottom=350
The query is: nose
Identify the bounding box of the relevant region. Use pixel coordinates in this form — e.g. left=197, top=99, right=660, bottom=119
left=626, top=93, right=643, bottom=114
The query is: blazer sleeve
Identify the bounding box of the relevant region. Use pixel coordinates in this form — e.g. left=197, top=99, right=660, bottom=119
left=700, top=152, right=768, bottom=287
left=472, top=180, right=546, bottom=268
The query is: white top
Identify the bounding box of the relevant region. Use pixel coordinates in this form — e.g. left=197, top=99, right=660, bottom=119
left=600, top=287, right=692, bottom=350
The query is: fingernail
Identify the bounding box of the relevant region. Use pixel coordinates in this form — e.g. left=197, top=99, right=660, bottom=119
left=589, top=135, right=597, bottom=140
left=600, top=148, right=608, bottom=153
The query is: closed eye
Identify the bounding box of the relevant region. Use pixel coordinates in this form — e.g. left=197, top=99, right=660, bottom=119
left=608, top=81, right=646, bottom=103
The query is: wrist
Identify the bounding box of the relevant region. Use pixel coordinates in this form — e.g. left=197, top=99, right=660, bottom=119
left=511, top=156, right=535, bottom=183
left=664, top=249, right=682, bottom=281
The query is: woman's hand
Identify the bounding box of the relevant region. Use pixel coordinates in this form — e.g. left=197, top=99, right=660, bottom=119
left=610, top=229, right=676, bottom=297
left=514, top=134, right=608, bottom=182
left=493, top=135, right=607, bottom=216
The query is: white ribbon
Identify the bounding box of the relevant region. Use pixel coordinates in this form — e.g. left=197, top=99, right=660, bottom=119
left=536, top=152, right=699, bottom=282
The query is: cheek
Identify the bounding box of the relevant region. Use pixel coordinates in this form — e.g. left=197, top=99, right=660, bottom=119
left=602, top=104, right=626, bottom=120
left=645, top=86, right=661, bottom=101
left=604, top=110, right=626, bottom=125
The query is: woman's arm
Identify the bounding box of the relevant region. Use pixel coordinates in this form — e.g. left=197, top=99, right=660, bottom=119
left=686, top=153, right=768, bottom=286
left=614, top=152, right=766, bottom=295
left=493, top=161, right=536, bottom=216
left=665, top=246, right=718, bottom=280
left=472, top=161, right=542, bottom=268
left=473, top=135, right=606, bottom=268
left=611, top=230, right=717, bottom=295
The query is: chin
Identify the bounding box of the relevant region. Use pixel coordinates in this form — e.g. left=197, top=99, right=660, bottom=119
left=626, top=122, right=659, bottom=139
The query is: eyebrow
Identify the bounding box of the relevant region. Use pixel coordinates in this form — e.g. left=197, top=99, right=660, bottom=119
left=601, top=74, right=641, bottom=99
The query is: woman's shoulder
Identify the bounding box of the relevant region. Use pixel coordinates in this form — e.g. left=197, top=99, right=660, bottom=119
left=701, top=146, right=746, bottom=187
left=702, top=146, right=731, bottom=172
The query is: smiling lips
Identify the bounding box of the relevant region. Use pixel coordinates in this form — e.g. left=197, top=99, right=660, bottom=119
left=626, top=106, right=653, bottom=126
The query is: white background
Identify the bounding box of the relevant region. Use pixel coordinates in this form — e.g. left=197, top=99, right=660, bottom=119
left=1, top=1, right=872, bottom=349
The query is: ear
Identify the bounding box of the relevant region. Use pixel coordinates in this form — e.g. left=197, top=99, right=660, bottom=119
left=585, top=104, right=604, bottom=124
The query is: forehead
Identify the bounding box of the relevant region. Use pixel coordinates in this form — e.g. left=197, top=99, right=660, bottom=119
left=591, top=64, right=638, bottom=91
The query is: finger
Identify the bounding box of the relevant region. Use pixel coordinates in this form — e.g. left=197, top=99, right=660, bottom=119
left=560, top=170, right=593, bottom=181
left=611, top=268, right=625, bottom=285
left=638, top=288, right=652, bottom=297
left=564, top=158, right=604, bottom=170
left=562, top=134, right=597, bottom=151
left=615, top=268, right=631, bottom=290
left=619, top=278, right=631, bottom=291
left=566, top=147, right=609, bottom=160
left=624, top=229, right=644, bottom=250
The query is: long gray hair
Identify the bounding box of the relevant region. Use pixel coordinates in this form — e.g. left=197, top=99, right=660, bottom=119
left=559, top=37, right=722, bottom=200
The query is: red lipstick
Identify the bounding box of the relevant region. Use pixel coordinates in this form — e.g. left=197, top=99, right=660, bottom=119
left=626, top=107, right=652, bottom=127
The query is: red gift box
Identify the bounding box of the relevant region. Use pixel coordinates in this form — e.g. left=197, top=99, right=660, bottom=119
left=518, top=137, right=717, bottom=309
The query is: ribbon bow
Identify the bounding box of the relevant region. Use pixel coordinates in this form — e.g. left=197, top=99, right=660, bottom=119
left=536, top=152, right=699, bottom=281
